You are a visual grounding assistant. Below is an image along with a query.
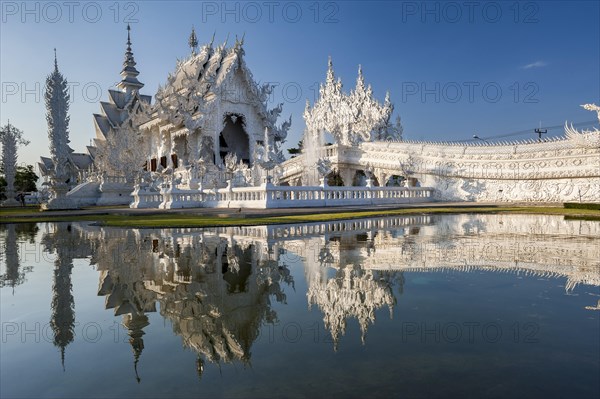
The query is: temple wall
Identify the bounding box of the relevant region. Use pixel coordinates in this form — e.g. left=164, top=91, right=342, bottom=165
left=281, top=135, right=600, bottom=203
left=363, top=138, right=599, bottom=202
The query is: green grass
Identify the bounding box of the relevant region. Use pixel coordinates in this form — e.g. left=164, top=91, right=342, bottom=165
left=0, top=205, right=42, bottom=215
left=564, top=202, right=600, bottom=210
left=2, top=205, right=599, bottom=228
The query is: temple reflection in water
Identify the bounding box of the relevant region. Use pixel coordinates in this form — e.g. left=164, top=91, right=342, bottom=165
left=2, top=214, right=598, bottom=379
left=0, top=224, right=38, bottom=291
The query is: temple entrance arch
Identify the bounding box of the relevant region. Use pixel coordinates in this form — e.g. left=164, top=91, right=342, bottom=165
left=219, top=113, right=250, bottom=165
left=352, top=170, right=366, bottom=186
left=326, top=171, right=344, bottom=186
left=386, top=175, right=405, bottom=187
left=352, top=170, right=380, bottom=186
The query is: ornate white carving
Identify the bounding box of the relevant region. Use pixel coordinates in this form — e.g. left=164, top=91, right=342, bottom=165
left=45, top=53, right=71, bottom=182
left=281, top=103, right=599, bottom=202
left=1, top=123, right=29, bottom=206
left=303, top=59, right=400, bottom=147
left=144, top=36, right=290, bottom=170
left=564, top=104, right=600, bottom=148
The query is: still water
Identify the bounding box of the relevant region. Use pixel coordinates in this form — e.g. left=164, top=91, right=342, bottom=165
left=1, top=214, right=599, bottom=398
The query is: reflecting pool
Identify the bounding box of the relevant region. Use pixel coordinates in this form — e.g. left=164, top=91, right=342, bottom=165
left=1, top=214, right=599, bottom=398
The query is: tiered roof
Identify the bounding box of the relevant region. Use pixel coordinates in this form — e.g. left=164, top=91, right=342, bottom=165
left=116, top=24, right=144, bottom=94
left=144, top=33, right=285, bottom=138
left=92, top=25, right=151, bottom=143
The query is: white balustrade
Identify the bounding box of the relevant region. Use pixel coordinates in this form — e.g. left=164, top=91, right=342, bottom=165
left=131, top=179, right=434, bottom=209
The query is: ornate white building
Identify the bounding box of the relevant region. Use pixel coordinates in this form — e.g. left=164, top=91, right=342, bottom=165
left=280, top=60, right=600, bottom=203
left=40, top=26, right=599, bottom=208
left=137, top=30, right=290, bottom=174
left=49, top=27, right=294, bottom=208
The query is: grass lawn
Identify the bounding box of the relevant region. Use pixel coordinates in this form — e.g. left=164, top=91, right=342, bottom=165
left=1, top=205, right=599, bottom=228
left=0, top=206, right=42, bottom=215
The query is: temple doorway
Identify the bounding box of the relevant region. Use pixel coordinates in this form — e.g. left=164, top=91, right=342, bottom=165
left=219, top=114, right=250, bottom=165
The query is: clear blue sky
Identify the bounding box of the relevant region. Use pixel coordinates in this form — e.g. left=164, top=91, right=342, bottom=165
left=1, top=1, right=599, bottom=167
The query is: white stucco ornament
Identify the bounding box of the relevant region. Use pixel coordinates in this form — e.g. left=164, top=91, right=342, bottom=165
left=1, top=122, right=29, bottom=206
left=303, top=58, right=402, bottom=147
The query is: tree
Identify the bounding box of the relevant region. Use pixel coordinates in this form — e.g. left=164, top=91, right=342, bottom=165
left=15, top=165, right=39, bottom=192
left=0, top=165, right=39, bottom=199
left=287, top=140, right=303, bottom=157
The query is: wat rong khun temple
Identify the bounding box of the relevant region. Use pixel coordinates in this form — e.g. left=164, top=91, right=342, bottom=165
left=10, top=26, right=600, bottom=210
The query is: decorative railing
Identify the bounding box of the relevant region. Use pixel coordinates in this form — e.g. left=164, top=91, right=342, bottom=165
left=131, top=182, right=435, bottom=209
left=100, top=175, right=129, bottom=185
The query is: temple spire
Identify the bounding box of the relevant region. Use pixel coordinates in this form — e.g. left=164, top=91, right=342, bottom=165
left=356, top=64, right=366, bottom=94
left=326, top=56, right=335, bottom=85
left=189, top=26, right=198, bottom=55
left=45, top=51, right=71, bottom=179
left=117, top=24, right=144, bottom=94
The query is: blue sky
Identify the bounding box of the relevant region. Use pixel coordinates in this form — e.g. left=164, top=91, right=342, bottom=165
left=1, top=1, right=599, bottom=167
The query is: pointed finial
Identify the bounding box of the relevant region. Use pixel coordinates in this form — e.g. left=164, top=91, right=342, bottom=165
left=188, top=26, right=198, bottom=55
left=117, top=23, right=144, bottom=93
left=326, top=56, right=335, bottom=83
left=356, top=64, right=365, bottom=89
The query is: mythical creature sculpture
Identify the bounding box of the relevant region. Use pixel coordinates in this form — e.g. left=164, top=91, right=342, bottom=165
left=316, top=158, right=333, bottom=178
left=565, top=103, right=600, bottom=148
left=582, top=103, right=600, bottom=122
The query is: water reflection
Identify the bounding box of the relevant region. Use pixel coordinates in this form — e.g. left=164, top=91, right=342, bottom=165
left=0, top=224, right=38, bottom=291
left=81, top=226, right=294, bottom=380
left=4, top=213, right=599, bottom=382
left=42, top=223, right=95, bottom=369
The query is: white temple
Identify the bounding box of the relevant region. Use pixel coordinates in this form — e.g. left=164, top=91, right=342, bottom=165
left=38, top=26, right=600, bottom=209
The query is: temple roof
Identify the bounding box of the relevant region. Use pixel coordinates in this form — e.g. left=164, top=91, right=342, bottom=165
left=116, top=24, right=144, bottom=94
left=94, top=79, right=151, bottom=141
left=38, top=152, right=93, bottom=175
left=93, top=113, right=112, bottom=140
left=70, top=153, right=94, bottom=169
left=146, top=35, right=272, bottom=129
